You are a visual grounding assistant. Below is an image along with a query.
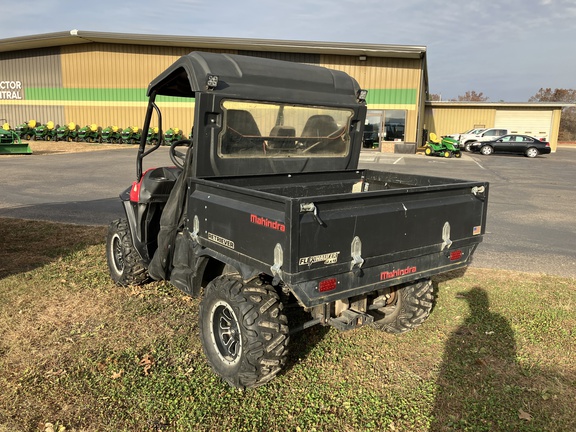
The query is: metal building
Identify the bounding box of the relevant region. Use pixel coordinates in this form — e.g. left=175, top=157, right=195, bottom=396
left=0, top=30, right=563, bottom=151
left=425, top=101, right=564, bottom=151
left=0, top=30, right=428, bottom=148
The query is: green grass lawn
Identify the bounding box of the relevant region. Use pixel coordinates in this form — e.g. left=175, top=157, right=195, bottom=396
left=0, top=218, right=575, bottom=431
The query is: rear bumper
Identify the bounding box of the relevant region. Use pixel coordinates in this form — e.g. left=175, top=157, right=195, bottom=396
left=287, top=244, right=478, bottom=307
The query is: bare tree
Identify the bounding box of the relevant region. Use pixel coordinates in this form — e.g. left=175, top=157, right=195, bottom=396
left=530, top=88, right=576, bottom=141
left=457, top=91, right=488, bottom=102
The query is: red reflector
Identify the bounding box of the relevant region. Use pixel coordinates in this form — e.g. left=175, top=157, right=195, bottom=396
left=129, top=180, right=141, bottom=202
left=318, top=278, right=337, bottom=292
left=449, top=250, right=463, bottom=261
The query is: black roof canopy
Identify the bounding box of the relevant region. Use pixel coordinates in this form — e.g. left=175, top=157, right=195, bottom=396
left=147, top=51, right=361, bottom=106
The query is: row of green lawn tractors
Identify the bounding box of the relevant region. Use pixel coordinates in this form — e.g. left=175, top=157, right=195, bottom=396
left=424, top=133, right=462, bottom=158
left=5, top=120, right=188, bottom=145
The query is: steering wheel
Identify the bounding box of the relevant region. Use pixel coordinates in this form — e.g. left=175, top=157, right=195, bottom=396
left=169, top=139, right=192, bottom=169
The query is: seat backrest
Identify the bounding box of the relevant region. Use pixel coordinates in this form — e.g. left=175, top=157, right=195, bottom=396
left=429, top=132, right=441, bottom=143
left=222, top=109, right=263, bottom=153
left=301, top=115, right=338, bottom=138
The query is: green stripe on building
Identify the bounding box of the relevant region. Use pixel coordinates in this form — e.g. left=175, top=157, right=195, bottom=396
left=366, top=89, right=417, bottom=105
left=23, top=87, right=416, bottom=105
left=24, top=88, right=192, bottom=103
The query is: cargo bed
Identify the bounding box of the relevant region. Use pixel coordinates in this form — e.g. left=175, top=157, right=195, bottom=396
left=188, top=169, right=488, bottom=306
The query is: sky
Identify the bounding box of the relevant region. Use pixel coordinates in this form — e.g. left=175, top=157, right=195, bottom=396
left=2, top=0, right=575, bottom=102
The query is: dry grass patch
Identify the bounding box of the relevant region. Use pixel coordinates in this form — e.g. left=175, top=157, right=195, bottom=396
left=0, top=219, right=575, bottom=431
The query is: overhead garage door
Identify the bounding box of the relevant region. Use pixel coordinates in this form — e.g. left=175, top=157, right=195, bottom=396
left=494, top=110, right=552, bottom=140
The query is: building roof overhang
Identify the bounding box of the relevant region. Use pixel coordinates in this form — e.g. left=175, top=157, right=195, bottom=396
left=0, top=29, right=427, bottom=59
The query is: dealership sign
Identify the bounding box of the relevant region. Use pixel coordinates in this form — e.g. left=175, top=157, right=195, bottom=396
left=0, top=81, right=23, bottom=99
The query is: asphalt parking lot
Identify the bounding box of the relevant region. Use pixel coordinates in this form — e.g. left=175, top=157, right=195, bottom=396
left=0, top=145, right=575, bottom=278
left=359, top=146, right=576, bottom=278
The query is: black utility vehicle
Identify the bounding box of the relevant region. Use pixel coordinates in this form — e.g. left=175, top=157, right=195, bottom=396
left=106, top=52, right=489, bottom=389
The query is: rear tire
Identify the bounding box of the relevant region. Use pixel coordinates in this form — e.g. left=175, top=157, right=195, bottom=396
left=199, top=275, right=289, bottom=389
left=525, top=147, right=539, bottom=158
left=106, top=218, right=149, bottom=286
left=370, top=279, right=434, bottom=334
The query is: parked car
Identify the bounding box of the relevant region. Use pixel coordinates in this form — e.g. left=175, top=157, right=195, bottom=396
left=460, top=128, right=509, bottom=151
left=470, top=134, right=551, bottom=157
left=447, top=127, right=485, bottom=141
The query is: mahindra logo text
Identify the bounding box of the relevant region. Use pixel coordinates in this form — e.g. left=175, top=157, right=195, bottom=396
left=380, top=266, right=417, bottom=280
left=250, top=214, right=286, bottom=232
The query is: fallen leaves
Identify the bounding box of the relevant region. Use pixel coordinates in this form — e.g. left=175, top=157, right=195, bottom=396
left=139, top=353, right=155, bottom=375
left=518, top=408, right=533, bottom=421
left=110, top=370, right=124, bottom=380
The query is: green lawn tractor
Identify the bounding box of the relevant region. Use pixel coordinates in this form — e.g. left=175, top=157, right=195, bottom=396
left=14, top=119, right=38, bottom=141
left=146, top=126, right=161, bottom=145
left=78, top=124, right=102, bottom=143
left=0, top=122, right=32, bottom=154
left=164, top=127, right=183, bottom=145
left=424, top=133, right=461, bottom=158
left=33, top=121, right=59, bottom=141
left=121, top=126, right=141, bottom=144
left=102, top=125, right=122, bottom=143
left=55, top=122, right=80, bottom=142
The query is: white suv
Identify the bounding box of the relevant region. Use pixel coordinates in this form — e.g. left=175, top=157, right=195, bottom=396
left=460, top=128, right=509, bottom=151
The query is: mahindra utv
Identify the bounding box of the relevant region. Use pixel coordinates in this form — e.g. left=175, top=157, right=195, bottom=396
left=106, top=51, right=489, bottom=389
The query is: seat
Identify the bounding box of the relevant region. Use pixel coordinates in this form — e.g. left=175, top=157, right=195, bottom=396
left=301, top=115, right=339, bottom=138
left=300, top=115, right=345, bottom=153
left=221, top=109, right=264, bottom=154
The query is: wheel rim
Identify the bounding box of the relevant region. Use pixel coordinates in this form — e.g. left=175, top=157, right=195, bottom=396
left=110, top=233, right=124, bottom=275
left=209, top=301, right=242, bottom=366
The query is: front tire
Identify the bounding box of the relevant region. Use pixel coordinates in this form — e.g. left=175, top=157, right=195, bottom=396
left=480, top=145, right=493, bottom=155
left=199, top=275, right=289, bottom=389
left=425, top=147, right=432, bottom=156
left=370, top=279, right=434, bottom=334
left=106, top=218, right=149, bottom=286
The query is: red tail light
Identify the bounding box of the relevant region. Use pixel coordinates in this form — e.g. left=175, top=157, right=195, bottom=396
left=318, top=278, right=337, bottom=292
left=449, top=250, right=463, bottom=261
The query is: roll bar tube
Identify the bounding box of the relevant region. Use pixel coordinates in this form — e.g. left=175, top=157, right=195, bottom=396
left=136, top=92, right=164, bottom=180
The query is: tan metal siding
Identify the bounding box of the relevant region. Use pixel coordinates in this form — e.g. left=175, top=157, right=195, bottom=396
left=319, top=55, right=420, bottom=92
left=424, top=106, right=495, bottom=138
left=59, top=44, right=235, bottom=127
left=320, top=55, right=422, bottom=143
